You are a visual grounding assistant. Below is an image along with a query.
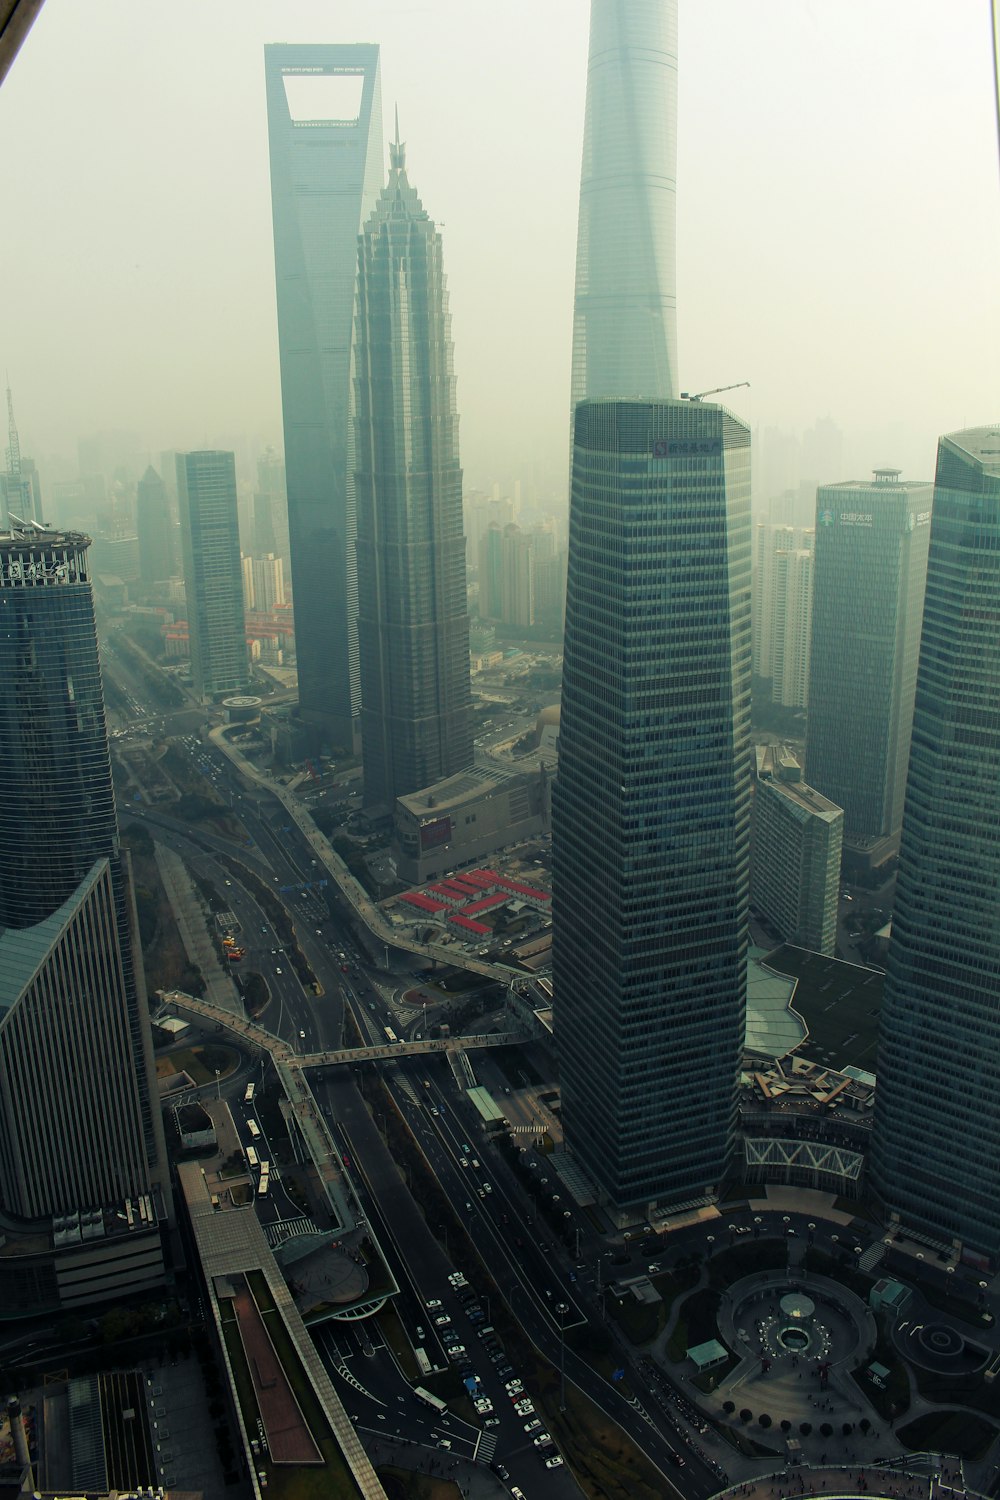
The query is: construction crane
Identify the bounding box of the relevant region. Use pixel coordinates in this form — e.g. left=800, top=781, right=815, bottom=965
left=679, top=382, right=750, bottom=402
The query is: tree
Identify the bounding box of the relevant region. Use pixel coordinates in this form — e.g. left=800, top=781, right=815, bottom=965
left=740, top=1409, right=752, bottom=1424
left=723, top=1400, right=735, bottom=1415
left=842, top=1422, right=853, bottom=1436
left=800, top=1421, right=812, bottom=1436
left=859, top=1417, right=871, bottom=1435
left=759, top=1414, right=772, bottom=1429
left=780, top=1419, right=792, bottom=1433
left=820, top=1422, right=833, bottom=1437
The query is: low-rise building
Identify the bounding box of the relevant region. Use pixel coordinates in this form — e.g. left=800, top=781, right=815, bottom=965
left=394, top=763, right=550, bottom=885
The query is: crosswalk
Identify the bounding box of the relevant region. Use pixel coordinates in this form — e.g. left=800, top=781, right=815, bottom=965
left=859, top=1239, right=887, bottom=1273
left=265, top=1215, right=319, bottom=1248
left=475, top=1431, right=498, bottom=1465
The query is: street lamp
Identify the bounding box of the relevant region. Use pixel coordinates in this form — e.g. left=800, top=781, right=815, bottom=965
left=556, top=1302, right=569, bottom=1412
left=215, top=1068, right=221, bottom=1101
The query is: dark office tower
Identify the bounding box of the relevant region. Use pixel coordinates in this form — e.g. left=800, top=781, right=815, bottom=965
left=571, top=0, right=678, bottom=405
left=0, top=525, right=167, bottom=1220
left=805, top=471, right=932, bottom=871
left=553, top=400, right=752, bottom=1215
left=136, top=465, right=173, bottom=583
left=354, top=132, right=473, bottom=811
left=177, top=451, right=249, bottom=703
left=870, top=429, right=1000, bottom=1261
left=265, top=45, right=383, bottom=752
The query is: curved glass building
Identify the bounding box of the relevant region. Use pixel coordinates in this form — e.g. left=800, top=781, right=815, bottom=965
left=571, top=0, right=679, bottom=404
left=870, top=428, right=1000, bottom=1262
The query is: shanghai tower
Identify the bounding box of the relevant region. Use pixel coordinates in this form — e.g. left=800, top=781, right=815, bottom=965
left=555, top=0, right=751, bottom=1217
left=571, top=0, right=679, bottom=404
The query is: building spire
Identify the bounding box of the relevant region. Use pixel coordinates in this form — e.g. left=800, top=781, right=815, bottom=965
left=390, top=103, right=405, bottom=171
left=6, top=382, right=21, bottom=479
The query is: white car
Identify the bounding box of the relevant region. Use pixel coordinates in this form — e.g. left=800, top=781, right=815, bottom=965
left=514, top=1399, right=535, bottom=1416
left=504, top=1380, right=524, bottom=1395
left=434, top=1314, right=452, bottom=1327
left=425, top=1299, right=443, bottom=1310
left=545, top=1455, right=564, bottom=1469
left=533, top=1432, right=553, bottom=1448
left=523, top=1418, right=542, bottom=1434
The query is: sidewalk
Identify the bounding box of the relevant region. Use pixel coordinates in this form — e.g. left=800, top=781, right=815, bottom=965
left=154, top=843, right=243, bottom=1015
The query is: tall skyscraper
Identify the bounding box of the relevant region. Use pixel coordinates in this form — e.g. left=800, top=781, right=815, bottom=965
left=0, top=524, right=167, bottom=1224
left=553, top=399, right=752, bottom=1213
left=805, top=470, right=932, bottom=868
left=571, top=0, right=678, bottom=406
left=870, top=428, right=1000, bottom=1261
left=176, top=451, right=249, bottom=702
left=136, top=464, right=173, bottom=583
left=265, top=45, right=383, bottom=751
left=353, top=130, right=473, bottom=810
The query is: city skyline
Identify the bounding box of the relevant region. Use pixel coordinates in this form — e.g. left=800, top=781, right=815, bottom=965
left=0, top=1, right=996, bottom=498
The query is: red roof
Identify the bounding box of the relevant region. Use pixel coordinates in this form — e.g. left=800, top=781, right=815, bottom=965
left=461, top=893, right=509, bottom=916
left=493, top=877, right=551, bottom=902
left=399, top=891, right=449, bottom=913
left=448, top=913, right=490, bottom=935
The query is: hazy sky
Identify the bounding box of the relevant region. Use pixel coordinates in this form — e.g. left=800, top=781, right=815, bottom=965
left=1, top=0, right=998, bottom=501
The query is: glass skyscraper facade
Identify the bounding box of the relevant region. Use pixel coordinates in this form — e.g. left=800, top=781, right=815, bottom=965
left=177, top=450, right=249, bottom=703
left=553, top=400, right=752, bottom=1212
left=870, top=427, right=1000, bottom=1261
left=805, top=471, right=932, bottom=849
left=354, top=135, right=472, bottom=810
left=136, top=463, right=173, bottom=583
left=0, top=525, right=166, bottom=1216
left=265, top=45, right=383, bottom=751
left=571, top=0, right=678, bottom=405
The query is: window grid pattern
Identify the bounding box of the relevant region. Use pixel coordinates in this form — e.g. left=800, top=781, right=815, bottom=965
left=553, top=400, right=751, bottom=1211
left=871, top=429, right=1000, bottom=1259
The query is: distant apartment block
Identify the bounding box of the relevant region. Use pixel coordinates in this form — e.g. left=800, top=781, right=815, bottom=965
left=752, top=522, right=814, bottom=707
left=751, top=745, right=843, bottom=956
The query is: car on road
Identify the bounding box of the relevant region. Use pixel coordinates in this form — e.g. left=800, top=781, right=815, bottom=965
left=299, top=1030, right=306, bottom=1039
left=545, top=1455, right=564, bottom=1468
left=533, top=1432, right=553, bottom=1448
left=434, top=1314, right=451, bottom=1327
left=425, top=1299, right=442, bottom=1310
left=511, top=1490, right=526, bottom=1500
left=276, top=967, right=283, bottom=975
left=459, top=1157, right=469, bottom=1168
left=447, top=1347, right=467, bottom=1361
left=523, top=1418, right=542, bottom=1433
left=483, top=1417, right=500, bottom=1428
left=513, top=1399, right=535, bottom=1416
left=504, top=1380, right=524, bottom=1395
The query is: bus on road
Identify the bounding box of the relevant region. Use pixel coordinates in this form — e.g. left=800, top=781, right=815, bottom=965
left=258, top=1173, right=269, bottom=1197
left=244, top=1083, right=255, bottom=1103
left=414, top=1386, right=447, bottom=1414
left=247, top=1119, right=261, bottom=1140
left=246, top=1146, right=259, bottom=1169
left=384, top=1026, right=398, bottom=1044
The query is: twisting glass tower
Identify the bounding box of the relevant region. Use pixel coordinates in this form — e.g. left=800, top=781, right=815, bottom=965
left=354, top=126, right=473, bottom=809
left=571, top=0, right=679, bottom=405
left=871, top=427, right=1000, bottom=1261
